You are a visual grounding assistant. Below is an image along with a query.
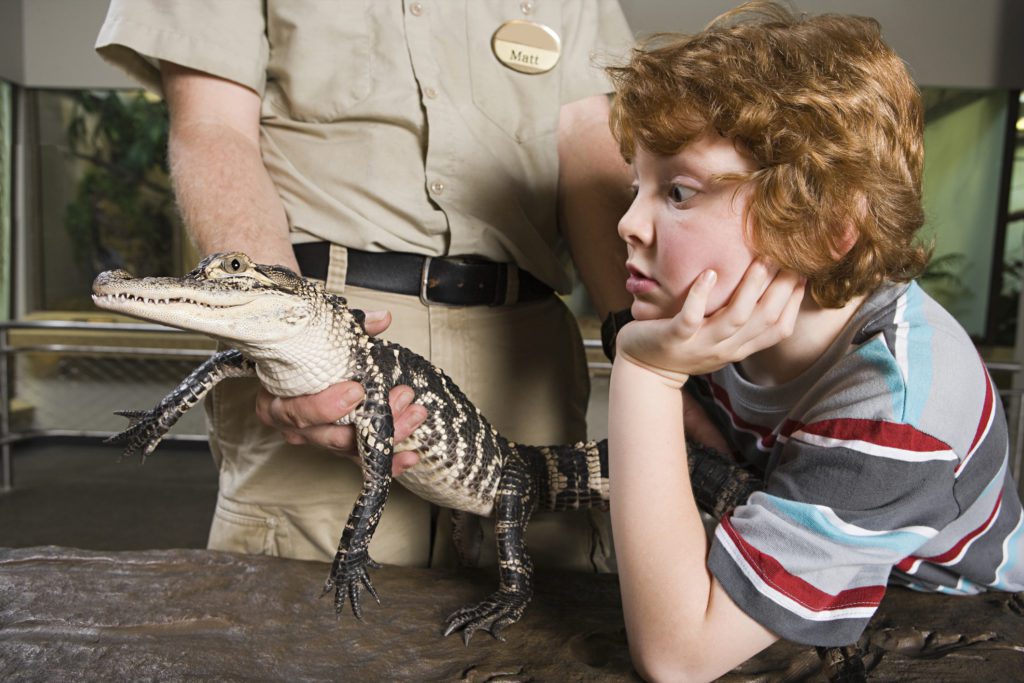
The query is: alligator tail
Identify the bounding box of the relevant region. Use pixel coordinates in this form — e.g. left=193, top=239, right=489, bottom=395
left=530, top=438, right=762, bottom=519
left=530, top=440, right=609, bottom=513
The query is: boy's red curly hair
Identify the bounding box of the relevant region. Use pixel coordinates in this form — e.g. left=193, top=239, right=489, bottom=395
left=607, top=1, right=930, bottom=308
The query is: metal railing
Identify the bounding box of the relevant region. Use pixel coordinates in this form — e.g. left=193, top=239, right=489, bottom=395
left=3, top=321, right=1023, bottom=495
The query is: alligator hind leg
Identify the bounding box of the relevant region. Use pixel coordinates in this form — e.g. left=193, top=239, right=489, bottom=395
left=444, top=455, right=535, bottom=644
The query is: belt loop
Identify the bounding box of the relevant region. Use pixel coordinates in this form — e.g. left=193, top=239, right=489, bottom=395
left=326, top=244, right=349, bottom=294
left=502, top=263, right=520, bottom=306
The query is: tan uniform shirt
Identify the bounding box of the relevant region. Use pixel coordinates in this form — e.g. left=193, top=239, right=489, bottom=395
left=96, top=0, right=633, bottom=293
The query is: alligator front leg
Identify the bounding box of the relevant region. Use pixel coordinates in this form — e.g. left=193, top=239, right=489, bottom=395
left=444, top=454, right=536, bottom=644
left=324, top=393, right=394, bottom=620
left=107, top=349, right=255, bottom=460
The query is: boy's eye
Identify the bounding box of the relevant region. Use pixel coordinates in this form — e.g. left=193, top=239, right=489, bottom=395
left=669, top=184, right=696, bottom=204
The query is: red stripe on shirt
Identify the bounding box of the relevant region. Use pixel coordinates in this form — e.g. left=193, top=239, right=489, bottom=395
left=706, top=378, right=775, bottom=447
left=721, top=516, right=887, bottom=612
left=801, top=418, right=951, bottom=453
left=958, top=369, right=995, bottom=474
left=897, top=490, right=1004, bottom=572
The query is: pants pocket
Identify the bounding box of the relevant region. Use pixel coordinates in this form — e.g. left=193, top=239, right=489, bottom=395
left=208, top=498, right=283, bottom=556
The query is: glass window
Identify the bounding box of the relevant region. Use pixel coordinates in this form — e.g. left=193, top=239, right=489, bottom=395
left=0, top=80, right=10, bottom=321
left=23, top=89, right=182, bottom=314
left=918, top=88, right=1012, bottom=342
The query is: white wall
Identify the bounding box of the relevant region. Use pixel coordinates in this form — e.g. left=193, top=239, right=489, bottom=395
left=619, top=0, right=1024, bottom=88
left=0, top=0, right=131, bottom=88
left=0, top=1, right=1022, bottom=89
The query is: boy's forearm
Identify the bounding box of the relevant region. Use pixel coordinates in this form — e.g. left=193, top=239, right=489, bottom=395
left=608, top=357, right=716, bottom=674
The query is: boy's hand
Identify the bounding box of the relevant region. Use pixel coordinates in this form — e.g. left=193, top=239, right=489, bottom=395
left=617, top=261, right=805, bottom=386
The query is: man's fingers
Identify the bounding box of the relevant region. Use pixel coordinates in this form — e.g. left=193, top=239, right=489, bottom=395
left=257, top=383, right=365, bottom=431
left=394, top=403, right=427, bottom=443
left=361, top=310, right=392, bottom=336
left=392, top=450, right=421, bottom=477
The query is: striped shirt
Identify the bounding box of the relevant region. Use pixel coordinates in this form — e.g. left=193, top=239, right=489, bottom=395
left=694, top=281, right=1024, bottom=646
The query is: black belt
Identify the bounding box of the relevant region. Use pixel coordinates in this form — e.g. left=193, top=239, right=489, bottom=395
left=293, top=242, right=553, bottom=306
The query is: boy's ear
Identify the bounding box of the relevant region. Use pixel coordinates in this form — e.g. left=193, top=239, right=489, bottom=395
left=832, top=219, right=858, bottom=259
left=831, top=194, right=866, bottom=259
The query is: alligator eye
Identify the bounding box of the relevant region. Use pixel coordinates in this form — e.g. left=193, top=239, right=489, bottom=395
left=223, top=257, right=244, bottom=273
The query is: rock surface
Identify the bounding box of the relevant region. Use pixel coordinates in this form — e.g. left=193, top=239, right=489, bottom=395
left=1, top=546, right=1021, bottom=681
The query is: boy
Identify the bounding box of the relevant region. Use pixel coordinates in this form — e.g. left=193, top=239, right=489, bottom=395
left=605, top=2, right=1024, bottom=680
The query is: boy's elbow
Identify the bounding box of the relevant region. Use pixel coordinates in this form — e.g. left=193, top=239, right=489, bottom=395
left=630, top=640, right=711, bottom=683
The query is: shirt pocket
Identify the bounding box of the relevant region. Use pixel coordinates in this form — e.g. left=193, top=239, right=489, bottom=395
left=467, top=2, right=562, bottom=142
left=264, top=0, right=373, bottom=122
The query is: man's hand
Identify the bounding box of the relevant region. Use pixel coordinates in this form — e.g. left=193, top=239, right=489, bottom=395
left=617, top=260, right=805, bottom=387
left=253, top=310, right=427, bottom=477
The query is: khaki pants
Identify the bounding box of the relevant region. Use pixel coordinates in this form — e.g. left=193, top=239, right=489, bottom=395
left=205, top=246, right=615, bottom=572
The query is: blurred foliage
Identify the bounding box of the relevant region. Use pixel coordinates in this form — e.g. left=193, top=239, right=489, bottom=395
left=990, top=252, right=1022, bottom=347
left=63, top=91, right=176, bottom=282
left=918, top=251, right=970, bottom=313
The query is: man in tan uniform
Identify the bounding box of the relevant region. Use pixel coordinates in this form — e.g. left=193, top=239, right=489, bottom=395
left=95, top=1, right=634, bottom=571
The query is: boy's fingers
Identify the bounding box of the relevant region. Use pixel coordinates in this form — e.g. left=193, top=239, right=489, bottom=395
left=674, top=269, right=716, bottom=337
left=723, top=260, right=776, bottom=328
left=737, top=277, right=805, bottom=356
left=751, top=269, right=803, bottom=326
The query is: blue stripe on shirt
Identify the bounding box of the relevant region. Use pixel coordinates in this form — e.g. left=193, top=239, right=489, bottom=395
left=854, top=336, right=906, bottom=418
left=902, top=283, right=933, bottom=425
left=759, top=492, right=932, bottom=556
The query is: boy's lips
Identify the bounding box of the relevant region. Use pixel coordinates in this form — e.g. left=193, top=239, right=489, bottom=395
left=625, top=264, right=658, bottom=295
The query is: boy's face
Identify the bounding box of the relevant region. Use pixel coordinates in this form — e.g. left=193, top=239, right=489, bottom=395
left=618, top=133, right=758, bottom=321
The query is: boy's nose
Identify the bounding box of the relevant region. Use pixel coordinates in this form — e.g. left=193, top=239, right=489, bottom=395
left=617, top=201, right=652, bottom=246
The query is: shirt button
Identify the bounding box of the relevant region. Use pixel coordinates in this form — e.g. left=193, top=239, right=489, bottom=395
left=410, top=2, right=423, bottom=16
left=430, top=180, right=445, bottom=195
left=424, top=86, right=438, bottom=99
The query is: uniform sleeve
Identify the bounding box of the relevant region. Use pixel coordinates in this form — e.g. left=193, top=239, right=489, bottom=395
left=559, top=0, right=634, bottom=104
left=706, top=420, right=960, bottom=646
left=95, top=0, right=268, bottom=96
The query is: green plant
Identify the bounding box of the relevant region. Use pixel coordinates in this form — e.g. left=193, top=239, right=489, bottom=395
left=63, top=91, right=176, bottom=281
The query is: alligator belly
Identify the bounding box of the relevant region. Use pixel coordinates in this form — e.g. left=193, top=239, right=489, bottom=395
left=392, top=439, right=499, bottom=516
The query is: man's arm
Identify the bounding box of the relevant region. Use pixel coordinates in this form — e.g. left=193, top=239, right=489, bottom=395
left=160, top=61, right=298, bottom=270
left=557, top=94, right=633, bottom=320
left=160, top=61, right=426, bottom=460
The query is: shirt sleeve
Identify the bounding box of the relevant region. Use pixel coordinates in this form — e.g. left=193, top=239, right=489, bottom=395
left=95, top=0, right=269, bottom=96
left=558, top=0, right=634, bottom=104
left=707, top=420, right=959, bottom=646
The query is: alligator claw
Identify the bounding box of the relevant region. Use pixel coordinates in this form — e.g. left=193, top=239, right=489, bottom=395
left=323, top=554, right=380, bottom=620
left=107, top=408, right=169, bottom=460
left=443, top=590, right=528, bottom=644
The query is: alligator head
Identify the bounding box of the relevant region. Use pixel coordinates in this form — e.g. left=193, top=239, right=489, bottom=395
left=92, top=252, right=366, bottom=395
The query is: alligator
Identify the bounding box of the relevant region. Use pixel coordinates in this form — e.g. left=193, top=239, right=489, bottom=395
left=90, top=253, right=865, bottom=679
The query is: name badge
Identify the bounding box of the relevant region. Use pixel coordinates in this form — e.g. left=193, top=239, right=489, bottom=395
left=491, top=20, right=561, bottom=74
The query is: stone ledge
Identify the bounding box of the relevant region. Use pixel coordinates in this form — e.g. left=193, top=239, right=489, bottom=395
left=0, top=546, right=1021, bottom=681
